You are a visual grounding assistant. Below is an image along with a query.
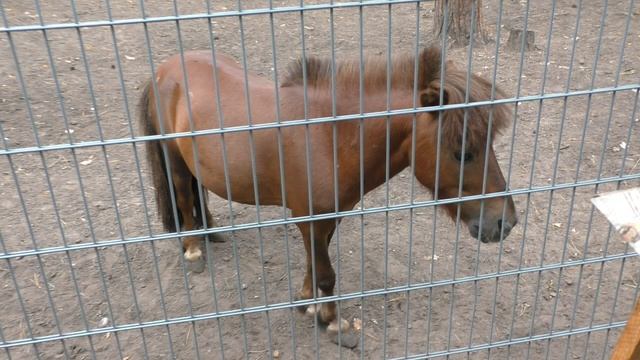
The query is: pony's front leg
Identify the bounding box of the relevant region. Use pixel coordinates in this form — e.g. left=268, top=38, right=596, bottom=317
left=296, top=221, right=351, bottom=339
left=182, top=234, right=203, bottom=265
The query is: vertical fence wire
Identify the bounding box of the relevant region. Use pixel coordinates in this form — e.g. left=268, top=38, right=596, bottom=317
left=466, top=0, right=492, bottom=350
left=102, top=0, right=167, bottom=358
left=0, top=3, right=72, bottom=357
left=328, top=1, right=345, bottom=357
left=600, top=85, right=640, bottom=359
left=565, top=1, right=636, bottom=358
left=265, top=1, right=301, bottom=358
left=486, top=1, right=510, bottom=355
left=10, top=1, right=106, bottom=358
left=0, top=0, right=639, bottom=359
left=235, top=1, right=274, bottom=357
left=523, top=1, right=559, bottom=358
left=147, top=3, right=202, bottom=358
left=506, top=1, right=534, bottom=357
left=68, top=0, right=153, bottom=357
left=135, top=2, right=187, bottom=358
left=546, top=0, right=589, bottom=356
left=580, top=0, right=633, bottom=354
left=201, top=2, right=231, bottom=358
left=170, top=0, right=230, bottom=355
left=424, top=0, right=450, bottom=356
left=382, top=3, right=392, bottom=357
left=566, top=2, right=610, bottom=308
left=357, top=3, right=367, bottom=357
left=401, top=5, right=422, bottom=358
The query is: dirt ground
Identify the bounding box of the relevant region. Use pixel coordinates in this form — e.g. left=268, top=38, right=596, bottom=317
left=1, top=0, right=640, bottom=359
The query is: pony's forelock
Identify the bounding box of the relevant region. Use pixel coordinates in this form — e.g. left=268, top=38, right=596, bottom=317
left=431, top=72, right=510, bottom=151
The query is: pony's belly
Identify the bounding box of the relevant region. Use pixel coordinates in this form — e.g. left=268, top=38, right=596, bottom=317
left=205, top=180, right=286, bottom=207
left=197, top=158, right=285, bottom=207
left=197, top=161, right=255, bottom=204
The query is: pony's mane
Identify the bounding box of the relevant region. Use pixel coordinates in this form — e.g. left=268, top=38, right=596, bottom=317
left=282, top=46, right=511, bottom=149
left=281, top=47, right=442, bottom=91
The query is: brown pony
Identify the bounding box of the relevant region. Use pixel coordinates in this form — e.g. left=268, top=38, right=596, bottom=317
left=138, top=46, right=517, bottom=336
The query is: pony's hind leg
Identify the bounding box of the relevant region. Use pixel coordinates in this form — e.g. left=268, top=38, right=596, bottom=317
left=168, top=155, right=207, bottom=272
left=193, top=182, right=224, bottom=243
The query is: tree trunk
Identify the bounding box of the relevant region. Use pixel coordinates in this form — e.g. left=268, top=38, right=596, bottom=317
left=434, top=0, right=488, bottom=47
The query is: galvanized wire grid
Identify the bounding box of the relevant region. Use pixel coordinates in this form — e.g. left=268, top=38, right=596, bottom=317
left=0, top=0, right=639, bottom=359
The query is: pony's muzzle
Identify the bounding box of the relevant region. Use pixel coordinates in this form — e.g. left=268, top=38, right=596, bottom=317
left=468, top=216, right=517, bottom=243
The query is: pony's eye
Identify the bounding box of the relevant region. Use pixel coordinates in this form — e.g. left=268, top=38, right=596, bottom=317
left=454, top=151, right=474, bottom=162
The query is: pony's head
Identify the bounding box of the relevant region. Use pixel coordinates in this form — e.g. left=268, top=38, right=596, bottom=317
left=414, top=47, right=517, bottom=243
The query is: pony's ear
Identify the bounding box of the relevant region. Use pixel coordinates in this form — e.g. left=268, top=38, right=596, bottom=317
left=420, top=85, right=449, bottom=108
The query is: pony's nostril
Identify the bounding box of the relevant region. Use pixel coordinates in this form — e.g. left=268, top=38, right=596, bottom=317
left=497, top=219, right=512, bottom=234
left=468, top=222, right=480, bottom=239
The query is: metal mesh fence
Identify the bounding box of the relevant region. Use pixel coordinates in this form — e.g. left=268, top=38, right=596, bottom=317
left=0, top=0, right=639, bottom=359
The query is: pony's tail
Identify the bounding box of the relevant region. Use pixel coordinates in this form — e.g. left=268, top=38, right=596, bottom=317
left=138, top=80, right=177, bottom=232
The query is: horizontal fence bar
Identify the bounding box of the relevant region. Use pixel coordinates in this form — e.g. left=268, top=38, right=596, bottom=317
left=0, top=0, right=432, bottom=34
left=392, top=321, right=626, bottom=360
left=1, top=84, right=638, bottom=157
left=0, top=250, right=634, bottom=349
left=1, top=0, right=636, bottom=358
left=2, top=171, right=640, bottom=260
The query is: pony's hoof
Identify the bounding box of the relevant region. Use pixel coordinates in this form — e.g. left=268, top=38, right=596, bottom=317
left=305, top=304, right=319, bottom=316
left=295, top=304, right=308, bottom=314
left=184, top=247, right=202, bottom=262
left=328, top=328, right=359, bottom=349
left=186, top=257, right=206, bottom=273
left=206, top=233, right=226, bottom=243
left=294, top=294, right=312, bottom=314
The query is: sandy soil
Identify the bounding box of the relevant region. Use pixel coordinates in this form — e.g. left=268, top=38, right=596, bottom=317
left=1, top=0, right=639, bottom=359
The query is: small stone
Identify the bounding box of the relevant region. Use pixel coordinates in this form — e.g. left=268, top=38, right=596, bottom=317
left=241, top=283, right=248, bottom=290
left=186, top=258, right=205, bottom=273
left=328, top=330, right=359, bottom=349
left=98, top=317, right=109, bottom=327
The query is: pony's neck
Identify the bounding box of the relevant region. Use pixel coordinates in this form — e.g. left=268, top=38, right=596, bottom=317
left=327, top=87, right=417, bottom=193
